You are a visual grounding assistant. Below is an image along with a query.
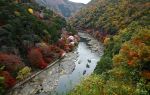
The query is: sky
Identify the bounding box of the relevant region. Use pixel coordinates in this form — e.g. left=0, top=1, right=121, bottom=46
left=69, top=0, right=91, bottom=4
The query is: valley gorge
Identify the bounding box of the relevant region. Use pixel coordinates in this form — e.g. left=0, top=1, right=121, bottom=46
left=0, top=0, right=150, bottom=95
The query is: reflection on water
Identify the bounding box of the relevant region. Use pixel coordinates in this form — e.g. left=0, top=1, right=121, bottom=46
left=54, top=37, right=101, bottom=95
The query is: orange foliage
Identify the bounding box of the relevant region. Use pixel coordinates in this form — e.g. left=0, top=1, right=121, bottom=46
left=103, top=37, right=110, bottom=45
left=128, top=51, right=139, bottom=58
left=127, top=60, right=134, bottom=66
left=131, top=38, right=142, bottom=45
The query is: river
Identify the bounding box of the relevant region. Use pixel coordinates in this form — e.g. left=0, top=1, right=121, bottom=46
left=8, top=32, right=104, bottom=95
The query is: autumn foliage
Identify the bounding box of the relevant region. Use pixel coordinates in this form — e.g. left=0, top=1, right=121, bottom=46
left=0, top=71, right=16, bottom=88
left=0, top=0, right=79, bottom=92
left=0, top=53, right=24, bottom=72
left=28, top=48, right=48, bottom=69
left=28, top=43, right=68, bottom=69
left=113, top=27, right=150, bottom=69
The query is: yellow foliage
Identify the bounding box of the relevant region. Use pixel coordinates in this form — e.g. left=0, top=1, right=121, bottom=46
left=16, top=66, right=31, bottom=80
left=113, top=54, right=127, bottom=66
left=28, top=8, right=33, bottom=14
left=109, top=66, right=128, bottom=79
left=103, top=37, right=110, bottom=45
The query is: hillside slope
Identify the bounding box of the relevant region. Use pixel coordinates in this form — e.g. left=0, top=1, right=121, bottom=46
left=0, top=0, right=78, bottom=93
left=35, top=0, right=84, bottom=17
left=69, top=0, right=150, bottom=94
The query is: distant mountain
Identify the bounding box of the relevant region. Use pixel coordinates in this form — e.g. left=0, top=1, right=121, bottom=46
left=35, top=0, right=85, bottom=17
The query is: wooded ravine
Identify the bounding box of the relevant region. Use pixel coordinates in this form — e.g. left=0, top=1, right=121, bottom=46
left=0, top=0, right=150, bottom=95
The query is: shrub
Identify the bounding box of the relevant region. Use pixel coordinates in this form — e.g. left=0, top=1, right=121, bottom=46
left=69, top=71, right=149, bottom=95
left=64, top=44, right=72, bottom=52
left=68, top=74, right=105, bottom=95
left=95, top=56, right=112, bottom=74
left=28, top=48, right=47, bottom=69
left=39, top=44, right=65, bottom=64
left=0, top=71, right=16, bottom=88
left=50, top=45, right=65, bottom=57
left=39, top=45, right=56, bottom=63
left=16, top=66, right=31, bottom=80
left=56, top=39, right=67, bottom=50
left=0, top=53, right=24, bottom=73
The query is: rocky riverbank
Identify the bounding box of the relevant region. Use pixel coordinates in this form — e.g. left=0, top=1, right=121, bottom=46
left=7, top=51, right=78, bottom=95
left=79, top=32, right=104, bottom=54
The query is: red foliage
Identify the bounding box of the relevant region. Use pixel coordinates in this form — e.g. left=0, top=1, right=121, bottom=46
left=0, top=53, right=24, bottom=72
left=39, top=46, right=54, bottom=63
left=64, top=45, right=71, bottom=52
left=127, top=59, right=138, bottom=67
left=40, top=45, right=65, bottom=63
left=68, top=44, right=74, bottom=51
left=28, top=48, right=48, bottom=69
left=50, top=45, right=63, bottom=54
left=50, top=45, right=60, bottom=52
left=141, top=71, right=150, bottom=80
left=0, top=71, right=16, bottom=88
left=128, top=60, right=134, bottom=65
left=44, top=57, right=53, bottom=63
left=38, top=59, right=47, bottom=69
left=56, top=39, right=66, bottom=49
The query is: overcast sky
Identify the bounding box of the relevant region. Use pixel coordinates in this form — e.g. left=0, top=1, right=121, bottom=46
left=69, top=0, right=91, bottom=4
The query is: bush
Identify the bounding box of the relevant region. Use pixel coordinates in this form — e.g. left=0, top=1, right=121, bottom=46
left=16, top=66, right=31, bottom=80
left=95, top=56, right=112, bottom=74
left=69, top=71, right=149, bottom=95
left=0, top=53, right=24, bottom=73
left=0, top=71, right=16, bottom=88
left=39, top=45, right=64, bottom=63
left=28, top=48, right=47, bottom=69
left=68, top=74, right=105, bottom=95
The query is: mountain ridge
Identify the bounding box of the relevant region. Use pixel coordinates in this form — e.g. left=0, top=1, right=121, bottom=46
left=35, top=0, right=85, bottom=17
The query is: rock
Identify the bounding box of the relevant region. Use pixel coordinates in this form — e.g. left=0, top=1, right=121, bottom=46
left=83, top=70, right=86, bottom=75
left=86, top=64, right=90, bottom=68
left=87, top=59, right=91, bottom=63
left=78, top=60, right=81, bottom=64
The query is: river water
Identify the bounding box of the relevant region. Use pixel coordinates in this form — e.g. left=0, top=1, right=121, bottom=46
left=8, top=32, right=104, bottom=95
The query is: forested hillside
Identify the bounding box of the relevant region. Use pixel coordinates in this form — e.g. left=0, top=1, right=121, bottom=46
left=69, top=0, right=150, bottom=94
left=0, top=0, right=78, bottom=94
left=0, top=0, right=150, bottom=94
left=35, top=0, right=84, bottom=17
